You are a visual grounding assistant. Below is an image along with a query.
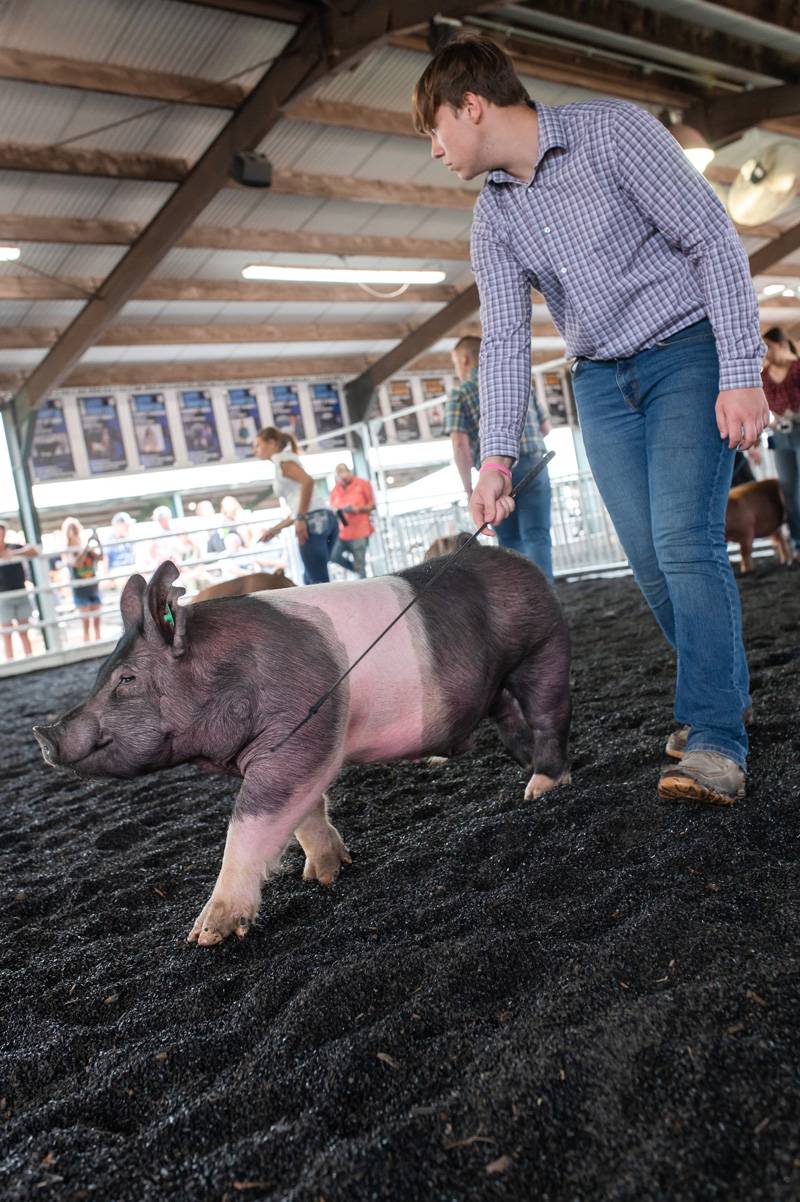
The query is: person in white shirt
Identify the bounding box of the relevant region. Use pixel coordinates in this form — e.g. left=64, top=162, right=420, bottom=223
left=254, top=427, right=337, bottom=584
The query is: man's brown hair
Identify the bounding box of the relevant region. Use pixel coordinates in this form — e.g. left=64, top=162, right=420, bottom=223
left=453, top=334, right=481, bottom=361
left=411, top=33, right=529, bottom=135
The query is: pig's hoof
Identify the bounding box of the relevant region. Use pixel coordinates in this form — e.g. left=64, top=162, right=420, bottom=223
left=187, top=896, right=257, bottom=946
left=302, top=831, right=352, bottom=887
left=524, top=770, right=571, bottom=800
left=426, top=755, right=449, bottom=766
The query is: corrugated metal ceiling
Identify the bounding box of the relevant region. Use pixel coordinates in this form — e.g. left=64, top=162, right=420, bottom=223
left=0, top=0, right=294, bottom=85
left=0, top=2, right=796, bottom=379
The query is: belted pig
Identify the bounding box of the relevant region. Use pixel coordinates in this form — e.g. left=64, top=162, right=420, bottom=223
left=33, top=548, right=571, bottom=946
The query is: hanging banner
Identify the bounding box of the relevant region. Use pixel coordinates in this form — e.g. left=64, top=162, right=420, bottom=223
left=179, top=389, right=221, bottom=464
left=79, top=395, right=127, bottom=474
left=309, top=381, right=346, bottom=449
left=30, top=398, right=75, bottom=481
left=226, top=387, right=260, bottom=460
left=421, top=376, right=447, bottom=438
left=269, top=383, right=305, bottom=442
left=388, top=378, right=419, bottom=442
left=131, top=392, right=174, bottom=468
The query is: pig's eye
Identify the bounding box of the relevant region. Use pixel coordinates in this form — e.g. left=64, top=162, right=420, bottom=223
left=118, top=674, right=136, bottom=685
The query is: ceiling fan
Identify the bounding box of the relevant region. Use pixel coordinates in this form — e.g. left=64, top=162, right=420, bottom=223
left=727, top=141, right=800, bottom=225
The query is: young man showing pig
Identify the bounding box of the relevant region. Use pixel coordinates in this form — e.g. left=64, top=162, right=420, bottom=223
left=413, top=34, right=769, bottom=807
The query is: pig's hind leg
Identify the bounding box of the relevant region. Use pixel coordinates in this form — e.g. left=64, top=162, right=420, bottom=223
left=293, top=793, right=351, bottom=885
left=188, top=758, right=344, bottom=947
left=490, top=688, right=534, bottom=771
left=505, top=629, right=571, bottom=799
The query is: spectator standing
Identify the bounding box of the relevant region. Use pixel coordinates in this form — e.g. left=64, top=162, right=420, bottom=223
left=105, top=512, right=137, bottom=574
left=0, top=522, right=38, bottom=661
left=220, top=495, right=254, bottom=549
left=61, top=517, right=103, bottom=643
left=445, top=334, right=553, bottom=580
left=329, top=463, right=376, bottom=578
left=762, top=326, right=800, bottom=562
left=196, top=500, right=225, bottom=555
left=254, top=427, right=337, bottom=584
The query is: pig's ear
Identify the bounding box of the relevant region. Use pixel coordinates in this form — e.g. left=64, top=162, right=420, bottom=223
left=143, top=561, right=188, bottom=657
left=120, top=574, right=147, bottom=632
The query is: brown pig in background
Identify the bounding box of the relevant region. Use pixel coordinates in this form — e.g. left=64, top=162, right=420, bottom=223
left=725, top=479, right=792, bottom=574
left=33, top=549, right=571, bottom=947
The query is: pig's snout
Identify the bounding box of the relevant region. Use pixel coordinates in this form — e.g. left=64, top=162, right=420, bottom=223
left=33, top=723, right=62, bottom=767
left=34, top=709, right=108, bottom=771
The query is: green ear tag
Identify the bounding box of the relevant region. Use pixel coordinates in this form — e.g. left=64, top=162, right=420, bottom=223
left=163, top=603, right=175, bottom=627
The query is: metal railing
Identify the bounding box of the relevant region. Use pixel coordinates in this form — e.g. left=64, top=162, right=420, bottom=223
left=0, top=514, right=297, bottom=675
left=3, top=384, right=783, bottom=675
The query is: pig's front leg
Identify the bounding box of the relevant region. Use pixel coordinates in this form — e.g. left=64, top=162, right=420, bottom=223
left=188, top=762, right=343, bottom=946
left=293, top=792, right=351, bottom=886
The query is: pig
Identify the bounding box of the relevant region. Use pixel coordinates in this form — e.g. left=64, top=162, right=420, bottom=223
left=726, top=478, right=791, bottom=574
left=424, top=532, right=473, bottom=561
left=33, top=548, right=571, bottom=947
left=190, top=568, right=295, bottom=604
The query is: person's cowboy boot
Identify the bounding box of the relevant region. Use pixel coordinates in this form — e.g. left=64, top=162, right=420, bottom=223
left=658, top=750, right=746, bottom=807
left=665, top=707, right=753, bottom=760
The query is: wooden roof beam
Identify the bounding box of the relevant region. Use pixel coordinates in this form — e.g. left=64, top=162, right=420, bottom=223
left=7, top=0, right=505, bottom=429
left=0, top=317, right=564, bottom=349
left=681, top=85, right=800, bottom=147
left=749, top=225, right=800, bottom=278
left=346, top=283, right=479, bottom=422
left=0, top=276, right=458, bottom=304
left=0, top=210, right=784, bottom=251
left=0, top=346, right=564, bottom=390
left=0, top=141, right=479, bottom=207
left=0, top=47, right=247, bottom=108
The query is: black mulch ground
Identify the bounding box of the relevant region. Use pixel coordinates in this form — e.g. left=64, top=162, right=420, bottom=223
left=1, top=564, right=799, bottom=1202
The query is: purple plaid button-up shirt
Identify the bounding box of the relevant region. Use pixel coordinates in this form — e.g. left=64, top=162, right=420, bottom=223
left=472, top=99, right=765, bottom=462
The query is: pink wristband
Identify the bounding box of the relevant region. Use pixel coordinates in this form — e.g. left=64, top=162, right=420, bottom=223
left=480, top=461, right=512, bottom=481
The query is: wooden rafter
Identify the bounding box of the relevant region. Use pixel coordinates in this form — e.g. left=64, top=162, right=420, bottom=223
left=0, top=47, right=247, bottom=108
left=0, top=277, right=457, bottom=303
left=0, top=141, right=479, bottom=207
left=749, top=242, right=800, bottom=278
left=0, top=210, right=784, bottom=250
left=8, top=0, right=502, bottom=429
left=0, top=317, right=563, bottom=349
left=0, top=347, right=563, bottom=390
left=346, top=283, right=479, bottom=422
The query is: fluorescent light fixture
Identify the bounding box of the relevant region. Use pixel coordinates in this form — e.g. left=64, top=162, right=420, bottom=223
left=782, top=288, right=796, bottom=297
left=0, top=246, right=20, bottom=261
left=762, top=283, right=787, bottom=297
left=669, top=122, right=715, bottom=175
left=242, top=265, right=446, bottom=285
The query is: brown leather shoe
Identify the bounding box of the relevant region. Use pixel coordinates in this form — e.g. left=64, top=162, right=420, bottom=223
left=658, top=750, right=746, bottom=807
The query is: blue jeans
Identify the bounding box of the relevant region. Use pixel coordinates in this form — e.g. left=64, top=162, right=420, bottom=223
left=495, top=451, right=553, bottom=581
left=771, top=425, right=800, bottom=552
left=572, top=319, right=750, bottom=767
left=299, top=509, right=338, bottom=585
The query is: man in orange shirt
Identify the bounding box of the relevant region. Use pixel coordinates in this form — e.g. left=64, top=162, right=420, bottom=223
left=329, top=463, right=376, bottom=578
